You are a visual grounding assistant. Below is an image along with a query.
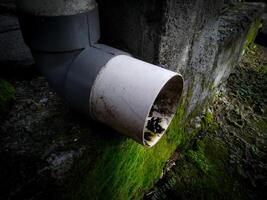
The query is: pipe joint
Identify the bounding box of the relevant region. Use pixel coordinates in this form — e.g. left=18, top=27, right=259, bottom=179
left=17, top=2, right=184, bottom=147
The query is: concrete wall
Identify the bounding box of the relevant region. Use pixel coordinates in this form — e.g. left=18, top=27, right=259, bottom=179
left=98, top=0, right=263, bottom=116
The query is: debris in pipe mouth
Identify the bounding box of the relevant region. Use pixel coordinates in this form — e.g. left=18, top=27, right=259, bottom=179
left=143, top=78, right=180, bottom=147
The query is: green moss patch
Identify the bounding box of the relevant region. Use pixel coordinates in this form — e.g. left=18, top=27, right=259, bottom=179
left=0, top=79, right=15, bottom=114
left=243, top=19, right=262, bottom=50
left=173, top=137, right=239, bottom=200
left=65, top=106, right=190, bottom=200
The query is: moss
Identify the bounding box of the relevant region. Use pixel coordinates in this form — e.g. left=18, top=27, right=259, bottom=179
left=184, top=84, right=194, bottom=111
left=156, top=106, right=247, bottom=200
left=186, top=112, right=218, bottom=175
left=64, top=99, right=226, bottom=200
left=204, top=111, right=213, bottom=124
left=0, top=79, right=15, bottom=114
left=243, top=19, right=261, bottom=50
left=172, top=137, right=243, bottom=200
left=201, top=110, right=218, bottom=132
left=64, top=103, right=191, bottom=200
left=187, top=147, right=211, bottom=174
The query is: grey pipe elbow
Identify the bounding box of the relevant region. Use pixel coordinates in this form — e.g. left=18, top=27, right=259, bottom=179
left=16, top=2, right=184, bottom=147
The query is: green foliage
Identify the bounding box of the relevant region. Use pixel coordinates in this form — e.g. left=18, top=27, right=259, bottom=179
left=0, top=79, right=15, bottom=114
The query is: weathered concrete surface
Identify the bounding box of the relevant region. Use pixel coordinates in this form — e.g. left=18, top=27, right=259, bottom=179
left=0, top=0, right=265, bottom=199
left=0, top=0, right=16, bottom=14
left=99, top=0, right=264, bottom=117
left=262, top=13, right=267, bottom=34
left=0, top=15, right=33, bottom=66
left=15, top=0, right=97, bottom=16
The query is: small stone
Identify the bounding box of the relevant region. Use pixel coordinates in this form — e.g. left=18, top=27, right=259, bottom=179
left=40, top=97, right=48, bottom=104
left=195, top=123, right=201, bottom=129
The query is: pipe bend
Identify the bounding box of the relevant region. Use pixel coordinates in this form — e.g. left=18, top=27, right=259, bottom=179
left=64, top=46, right=115, bottom=115
left=31, top=51, right=82, bottom=97
left=17, top=2, right=184, bottom=147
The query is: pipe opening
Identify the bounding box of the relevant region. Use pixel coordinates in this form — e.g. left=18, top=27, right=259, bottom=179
left=143, top=75, right=183, bottom=147
left=16, top=1, right=185, bottom=147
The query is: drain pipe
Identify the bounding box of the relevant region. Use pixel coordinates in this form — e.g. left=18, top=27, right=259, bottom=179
left=15, top=0, right=184, bottom=147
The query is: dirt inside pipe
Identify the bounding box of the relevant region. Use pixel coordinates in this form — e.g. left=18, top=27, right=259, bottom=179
left=143, top=75, right=183, bottom=147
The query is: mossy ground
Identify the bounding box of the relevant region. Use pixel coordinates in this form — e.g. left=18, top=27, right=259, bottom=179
left=145, top=44, right=267, bottom=200
left=0, top=79, right=15, bottom=114
left=65, top=106, right=190, bottom=200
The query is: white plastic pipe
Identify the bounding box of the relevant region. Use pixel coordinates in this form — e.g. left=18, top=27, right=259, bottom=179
left=90, top=55, right=183, bottom=147
left=16, top=0, right=184, bottom=147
